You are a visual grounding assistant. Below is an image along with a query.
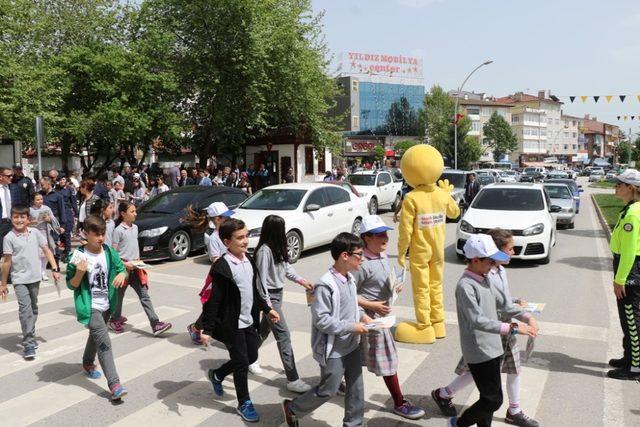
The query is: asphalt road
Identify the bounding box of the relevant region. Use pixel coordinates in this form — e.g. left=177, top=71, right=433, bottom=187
left=0, top=177, right=637, bottom=426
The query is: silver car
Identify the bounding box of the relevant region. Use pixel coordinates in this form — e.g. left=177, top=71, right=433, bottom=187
left=543, top=183, right=577, bottom=229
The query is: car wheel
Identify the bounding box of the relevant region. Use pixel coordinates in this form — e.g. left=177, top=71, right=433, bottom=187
left=538, top=238, right=552, bottom=264
left=286, top=230, right=302, bottom=264
left=391, top=194, right=401, bottom=211
left=351, top=218, right=362, bottom=235
left=169, top=230, right=191, bottom=261
left=368, top=197, right=378, bottom=214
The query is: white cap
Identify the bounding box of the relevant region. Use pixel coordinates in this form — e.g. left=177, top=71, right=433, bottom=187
left=463, top=234, right=510, bottom=262
left=615, top=169, right=640, bottom=187
left=206, top=201, right=234, bottom=218
left=359, top=215, right=393, bottom=235
left=133, top=173, right=141, bottom=179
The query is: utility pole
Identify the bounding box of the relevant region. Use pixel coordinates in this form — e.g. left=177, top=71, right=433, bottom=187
left=35, top=116, right=44, bottom=180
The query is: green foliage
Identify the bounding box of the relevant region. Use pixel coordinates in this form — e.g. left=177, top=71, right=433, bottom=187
left=420, top=85, right=480, bottom=169
left=373, top=145, right=385, bottom=162
left=616, top=140, right=632, bottom=164
left=394, top=139, right=418, bottom=157
left=631, top=136, right=640, bottom=162
left=383, top=96, right=421, bottom=136
left=593, top=193, right=622, bottom=230
left=483, top=111, right=518, bottom=162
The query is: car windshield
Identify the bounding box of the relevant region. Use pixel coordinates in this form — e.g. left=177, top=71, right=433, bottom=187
left=240, top=189, right=306, bottom=210
left=477, top=176, right=495, bottom=185
left=347, top=174, right=376, bottom=186
left=523, top=168, right=537, bottom=174
left=472, top=188, right=544, bottom=211
left=439, top=172, right=466, bottom=188
left=502, top=171, right=516, bottom=176
left=138, top=192, right=196, bottom=213
left=545, top=185, right=572, bottom=199
left=546, top=180, right=577, bottom=193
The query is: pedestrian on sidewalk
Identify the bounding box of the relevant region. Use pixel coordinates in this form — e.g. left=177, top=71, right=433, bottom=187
left=107, top=201, right=172, bottom=336
left=282, top=232, right=372, bottom=427
left=608, top=169, right=640, bottom=380
left=446, top=234, right=538, bottom=427
left=1, top=205, right=60, bottom=359
left=250, top=214, right=314, bottom=392
left=66, top=215, right=128, bottom=400
left=353, top=215, right=425, bottom=420
left=199, top=218, right=281, bottom=423
left=432, top=229, right=540, bottom=427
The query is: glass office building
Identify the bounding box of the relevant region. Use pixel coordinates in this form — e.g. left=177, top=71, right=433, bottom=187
left=358, top=82, right=424, bottom=132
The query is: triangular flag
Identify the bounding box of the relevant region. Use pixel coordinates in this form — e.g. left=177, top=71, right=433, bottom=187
left=633, top=116, right=636, bottom=120
left=569, top=96, right=576, bottom=103
left=617, top=116, right=621, bottom=120
left=593, top=96, right=600, bottom=103
left=605, top=95, right=613, bottom=103
left=620, top=95, right=627, bottom=102
left=624, top=116, right=628, bottom=120
left=637, top=94, right=640, bottom=102
left=581, top=96, right=588, bottom=103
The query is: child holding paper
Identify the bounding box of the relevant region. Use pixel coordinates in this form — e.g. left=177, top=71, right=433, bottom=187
left=353, top=215, right=424, bottom=420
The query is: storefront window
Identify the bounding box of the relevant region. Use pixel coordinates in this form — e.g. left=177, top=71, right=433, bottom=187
left=305, top=146, right=314, bottom=175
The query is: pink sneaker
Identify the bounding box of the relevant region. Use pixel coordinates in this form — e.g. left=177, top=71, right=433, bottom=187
left=152, top=321, right=172, bottom=336
left=108, top=320, right=124, bottom=333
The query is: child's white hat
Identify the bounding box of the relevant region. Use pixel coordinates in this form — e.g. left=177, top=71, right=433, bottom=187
left=359, top=215, right=393, bottom=235
left=463, top=234, right=510, bottom=261
left=206, top=202, right=234, bottom=218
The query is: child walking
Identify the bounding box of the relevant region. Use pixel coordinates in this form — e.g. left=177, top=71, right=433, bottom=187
left=250, top=214, right=313, bottom=390
left=108, top=201, right=172, bottom=335
left=354, top=215, right=424, bottom=420
left=199, top=218, right=280, bottom=423
left=432, top=229, right=540, bottom=426
left=89, top=199, right=116, bottom=246
left=444, top=234, right=538, bottom=427
left=1, top=205, right=61, bottom=359
left=66, top=215, right=128, bottom=400
left=30, top=193, right=63, bottom=282
left=282, top=232, right=371, bottom=427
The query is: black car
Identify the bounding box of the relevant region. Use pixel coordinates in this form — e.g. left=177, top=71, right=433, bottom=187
left=136, top=186, right=248, bottom=261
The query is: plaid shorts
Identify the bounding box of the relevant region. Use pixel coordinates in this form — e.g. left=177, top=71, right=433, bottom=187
left=455, top=334, right=521, bottom=375
left=360, top=327, right=399, bottom=376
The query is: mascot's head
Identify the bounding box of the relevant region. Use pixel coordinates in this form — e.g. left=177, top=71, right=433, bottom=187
left=400, top=144, right=444, bottom=188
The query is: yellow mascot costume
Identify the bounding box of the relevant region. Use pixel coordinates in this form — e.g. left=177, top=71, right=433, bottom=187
left=395, top=144, right=460, bottom=344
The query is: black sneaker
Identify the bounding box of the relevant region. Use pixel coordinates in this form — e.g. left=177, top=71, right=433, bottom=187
left=606, top=368, right=640, bottom=380
left=282, top=399, right=299, bottom=427
left=608, top=357, right=629, bottom=369
left=505, top=410, right=539, bottom=427
left=431, top=388, right=457, bottom=417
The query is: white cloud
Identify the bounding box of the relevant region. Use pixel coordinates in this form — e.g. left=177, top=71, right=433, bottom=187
left=396, top=0, right=443, bottom=8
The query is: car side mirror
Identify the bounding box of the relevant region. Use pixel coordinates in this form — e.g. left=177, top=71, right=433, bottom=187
left=549, top=205, right=562, bottom=213
left=305, top=204, right=321, bottom=212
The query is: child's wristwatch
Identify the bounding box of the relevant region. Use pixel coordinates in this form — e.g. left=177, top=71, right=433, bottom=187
left=509, top=322, right=519, bottom=336
left=52, top=267, right=60, bottom=273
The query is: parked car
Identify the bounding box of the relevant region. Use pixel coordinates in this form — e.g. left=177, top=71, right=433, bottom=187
left=606, top=171, right=618, bottom=180
left=477, top=174, right=499, bottom=186
left=347, top=170, right=403, bottom=214
left=499, top=170, right=518, bottom=183
left=438, top=170, right=470, bottom=221
left=231, top=183, right=369, bottom=263
left=544, top=178, right=583, bottom=213
left=543, top=183, right=577, bottom=229
left=456, top=183, right=560, bottom=264
left=519, top=167, right=545, bottom=182
left=546, top=170, right=569, bottom=180
left=589, top=169, right=605, bottom=182
left=137, top=186, right=248, bottom=261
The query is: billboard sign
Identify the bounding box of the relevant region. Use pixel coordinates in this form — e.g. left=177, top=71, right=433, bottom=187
left=338, top=51, right=423, bottom=83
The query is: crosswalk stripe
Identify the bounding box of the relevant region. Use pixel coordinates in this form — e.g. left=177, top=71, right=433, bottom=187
left=0, top=298, right=137, bottom=336
left=0, top=287, right=69, bottom=316
left=0, top=318, right=200, bottom=425
left=304, top=345, right=429, bottom=425
left=111, top=331, right=311, bottom=426
left=462, top=366, right=548, bottom=425
left=0, top=306, right=188, bottom=380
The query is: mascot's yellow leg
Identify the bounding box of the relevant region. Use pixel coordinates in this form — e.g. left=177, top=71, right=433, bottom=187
left=394, top=259, right=435, bottom=344
left=429, top=258, right=446, bottom=339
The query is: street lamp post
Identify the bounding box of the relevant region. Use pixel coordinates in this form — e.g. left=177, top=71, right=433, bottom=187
left=454, top=60, right=493, bottom=169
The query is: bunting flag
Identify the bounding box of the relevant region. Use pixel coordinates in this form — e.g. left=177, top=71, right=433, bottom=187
left=637, top=95, right=640, bottom=102
left=593, top=96, right=600, bottom=103
left=581, top=95, right=588, bottom=103
left=624, top=116, right=628, bottom=120
left=605, top=95, right=613, bottom=103
left=569, top=96, right=576, bottom=103
left=620, top=95, right=626, bottom=102
left=617, top=116, right=621, bottom=120
left=633, top=116, right=636, bottom=120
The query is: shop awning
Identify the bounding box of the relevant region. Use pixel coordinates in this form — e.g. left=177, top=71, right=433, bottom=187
left=385, top=149, right=395, bottom=157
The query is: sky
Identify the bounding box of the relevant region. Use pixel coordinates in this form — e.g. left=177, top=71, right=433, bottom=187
left=311, top=0, right=640, bottom=135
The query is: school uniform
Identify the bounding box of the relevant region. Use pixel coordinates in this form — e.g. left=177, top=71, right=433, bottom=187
left=207, top=229, right=226, bottom=261
left=200, top=252, right=272, bottom=405
left=290, top=268, right=365, bottom=427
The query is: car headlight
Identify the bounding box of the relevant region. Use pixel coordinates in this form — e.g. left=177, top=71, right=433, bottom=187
left=139, top=226, right=168, bottom=238
left=562, top=207, right=574, bottom=213
left=248, top=227, right=261, bottom=238
left=459, top=220, right=475, bottom=233
left=522, top=223, right=544, bottom=236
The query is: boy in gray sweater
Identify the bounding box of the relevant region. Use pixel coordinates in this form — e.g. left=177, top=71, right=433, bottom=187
left=452, top=234, right=537, bottom=427
left=282, top=232, right=371, bottom=427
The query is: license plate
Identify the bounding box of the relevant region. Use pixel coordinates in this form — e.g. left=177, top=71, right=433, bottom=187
left=143, top=246, right=154, bottom=252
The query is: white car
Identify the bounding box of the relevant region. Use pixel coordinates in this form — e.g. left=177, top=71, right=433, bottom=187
left=498, top=170, right=518, bottom=183
left=347, top=171, right=403, bottom=214
left=230, top=183, right=369, bottom=262
left=456, top=183, right=560, bottom=264
left=589, top=170, right=605, bottom=182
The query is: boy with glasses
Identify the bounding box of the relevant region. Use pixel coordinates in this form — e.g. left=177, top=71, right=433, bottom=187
left=282, top=232, right=372, bottom=427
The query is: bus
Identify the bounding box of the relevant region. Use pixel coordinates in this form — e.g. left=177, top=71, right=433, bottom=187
left=477, top=161, right=513, bottom=170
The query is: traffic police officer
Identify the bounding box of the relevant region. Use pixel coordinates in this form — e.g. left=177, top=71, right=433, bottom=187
left=609, top=169, right=640, bottom=380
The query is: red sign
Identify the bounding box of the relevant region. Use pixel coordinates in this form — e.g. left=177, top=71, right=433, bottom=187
left=345, top=139, right=380, bottom=155
left=340, top=51, right=424, bottom=80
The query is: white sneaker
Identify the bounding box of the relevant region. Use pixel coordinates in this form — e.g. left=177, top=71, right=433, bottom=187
left=286, top=379, right=312, bottom=393
left=248, top=362, right=263, bottom=375
left=41, top=272, right=49, bottom=281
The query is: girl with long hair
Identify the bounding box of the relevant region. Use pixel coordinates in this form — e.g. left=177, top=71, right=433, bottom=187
left=250, top=215, right=313, bottom=393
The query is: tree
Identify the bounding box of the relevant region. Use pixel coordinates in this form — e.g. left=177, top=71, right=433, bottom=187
left=374, top=145, right=385, bottom=163
left=616, top=141, right=632, bottom=164
left=421, top=85, right=480, bottom=169
left=631, top=136, right=640, bottom=163
left=383, top=96, right=421, bottom=136
left=483, top=111, right=518, bottom=162
left=394, top=139, right=418, bottom=158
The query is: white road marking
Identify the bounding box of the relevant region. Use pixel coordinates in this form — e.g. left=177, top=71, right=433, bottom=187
left=0, top=287, right=70, bottom=316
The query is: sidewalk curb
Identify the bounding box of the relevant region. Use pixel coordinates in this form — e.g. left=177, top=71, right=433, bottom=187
left=591, top=194, right=612, bottom=241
